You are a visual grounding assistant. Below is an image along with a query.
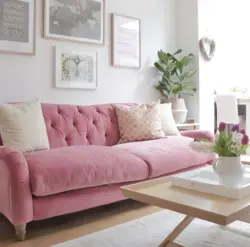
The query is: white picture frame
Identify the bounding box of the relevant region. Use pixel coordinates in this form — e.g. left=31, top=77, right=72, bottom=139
left=111, top=14, right=141, bottom=68
left=0, top=0, right=36, bottom=55
left=44, top=0, right=105, bottom=45
left=55, top=46, right=97, bottom=90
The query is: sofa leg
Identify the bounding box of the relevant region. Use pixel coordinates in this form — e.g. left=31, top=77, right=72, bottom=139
left=14, top=224, right=26, bottom=241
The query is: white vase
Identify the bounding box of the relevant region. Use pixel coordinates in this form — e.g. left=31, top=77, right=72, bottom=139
left=212, top=156, right=244, bottom=188
left=167, top=98, right=188, bottom=124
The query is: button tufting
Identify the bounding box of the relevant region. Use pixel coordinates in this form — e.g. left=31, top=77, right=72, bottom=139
left=65, top=136, right=70, bottom=143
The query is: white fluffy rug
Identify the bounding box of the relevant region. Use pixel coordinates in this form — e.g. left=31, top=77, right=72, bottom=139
left=53, top=210, right=250, bottom=247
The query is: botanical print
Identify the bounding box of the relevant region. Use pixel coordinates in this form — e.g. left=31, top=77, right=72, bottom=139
left=55, top=47, right=97, bottom=89
left=61, top=53, right=94, bottom=83
left=46, top=0, right=104, bottom=44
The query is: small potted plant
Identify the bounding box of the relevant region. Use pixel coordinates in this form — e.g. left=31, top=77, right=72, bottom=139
left=154, top=49, right=197, bottom=124
left=190, top=122, right=249, bottom=188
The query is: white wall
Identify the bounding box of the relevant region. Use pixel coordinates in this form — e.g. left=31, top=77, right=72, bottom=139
left=206, top=0, right=250, bottom=94
left=176, top=0, right=250, bottom=132
left=175, top=0, right=199, bottom=120
left=198, top=0, right=216, bottom=132
left=0, top=0, right=176, bottom=105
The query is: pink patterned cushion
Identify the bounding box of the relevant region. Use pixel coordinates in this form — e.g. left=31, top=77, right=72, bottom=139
left=115, top=104, right=165, bottom=143
left=41, top=103, right=121, bottom=149
left=114, top=136, right=214, bottom=178
left=25, top=145, right=148, bottom=196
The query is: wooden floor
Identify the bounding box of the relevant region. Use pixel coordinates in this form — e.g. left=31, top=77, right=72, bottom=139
left=0, top=200, right=161, bottom=247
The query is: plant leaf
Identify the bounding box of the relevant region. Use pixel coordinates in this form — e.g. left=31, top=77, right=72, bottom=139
left=158, top=50, right=170, bottom=63
left=173, top=49, right=182, bottom=56
left=182, top=82, right=197, bottom=90
left=181, top=56, right=192, bottom=66
left=171, top=84, right=182, bottom=96
left=200, top=138, right=211, bottom=143
left=183, top=93, right=194, bottom=96
left=154, top=62, right=165, bottom=73
left=182, top=69, right=198, bottom=79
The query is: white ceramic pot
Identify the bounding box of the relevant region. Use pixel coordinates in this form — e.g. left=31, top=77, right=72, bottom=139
left=168, top=98, right=188, bottom=124
left=212, top=156, right=244, bottom=188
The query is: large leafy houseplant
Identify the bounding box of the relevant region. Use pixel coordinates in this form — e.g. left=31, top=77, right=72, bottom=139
left=154, top=49, right=197, bottom=99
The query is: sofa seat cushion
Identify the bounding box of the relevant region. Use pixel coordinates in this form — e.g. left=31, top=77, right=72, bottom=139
left=25, top=146, right=148, bottom=196
left=113, top=136, right=214, bottom=178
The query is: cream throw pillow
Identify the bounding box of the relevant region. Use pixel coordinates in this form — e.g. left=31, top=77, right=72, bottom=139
left=160, top=103, right=180, bottom=136
left=0, top=100, right=50, bottom=152
left=115, top=103, right=165, bottom=143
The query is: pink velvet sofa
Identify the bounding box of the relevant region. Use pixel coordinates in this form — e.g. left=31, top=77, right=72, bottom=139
left=0, top=103, right=213, bottom=240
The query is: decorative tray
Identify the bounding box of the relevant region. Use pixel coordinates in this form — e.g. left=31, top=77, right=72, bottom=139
left=168, top=165, right=250, bottom=200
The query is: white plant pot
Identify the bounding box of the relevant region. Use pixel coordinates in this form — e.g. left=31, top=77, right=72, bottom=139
left=172, top=110, right=188, bottom=124
left=213, top=156, right=244, bottom=188
left=168, top=98, right=188, bottom=124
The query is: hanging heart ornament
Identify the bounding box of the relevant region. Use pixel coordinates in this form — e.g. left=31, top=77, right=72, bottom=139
left=199, top=37, right=216, bottom=61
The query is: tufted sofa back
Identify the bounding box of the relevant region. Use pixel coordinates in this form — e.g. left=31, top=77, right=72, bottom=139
left=41, top=103, right=121, bottom=149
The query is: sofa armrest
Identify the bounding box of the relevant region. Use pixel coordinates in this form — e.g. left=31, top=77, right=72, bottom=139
left=180, top=130, right=214, bottom=142
left=0, top=147, right=33, bottom=225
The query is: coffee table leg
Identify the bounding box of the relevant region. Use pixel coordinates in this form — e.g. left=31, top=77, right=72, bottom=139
left=158, top=216, right=194, bottom=247
left=239, top=214, right=250, bottom=224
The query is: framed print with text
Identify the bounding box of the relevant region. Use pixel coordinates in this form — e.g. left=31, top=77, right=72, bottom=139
left=0, top=0, right=35, bottom=55
left=112, top=14, right=141, bottom=68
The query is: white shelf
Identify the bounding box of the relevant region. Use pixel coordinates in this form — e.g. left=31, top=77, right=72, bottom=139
left=176, top=123, right=200, bottom=128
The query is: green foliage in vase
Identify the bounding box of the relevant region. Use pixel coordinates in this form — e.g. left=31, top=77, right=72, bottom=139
left=154, top=49, right=198, bottom=99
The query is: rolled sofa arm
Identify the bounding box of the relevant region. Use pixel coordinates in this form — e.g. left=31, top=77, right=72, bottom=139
left=0, top=147, right=33, bottom=225
left=180, top=130, right=214, bottom=142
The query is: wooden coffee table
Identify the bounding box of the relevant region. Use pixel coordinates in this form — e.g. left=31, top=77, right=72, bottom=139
left=121, top=176, right=250, bottom=247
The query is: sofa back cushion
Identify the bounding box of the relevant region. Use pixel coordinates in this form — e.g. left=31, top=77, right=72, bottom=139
left=41, top=103, right=120, bottom=149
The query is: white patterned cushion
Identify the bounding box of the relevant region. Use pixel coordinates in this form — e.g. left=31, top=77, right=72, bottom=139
left=115, top=104, right=165, bottom=144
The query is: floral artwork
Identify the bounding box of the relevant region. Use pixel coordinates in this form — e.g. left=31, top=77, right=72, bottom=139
left=190, top=122, right=249, bottom=157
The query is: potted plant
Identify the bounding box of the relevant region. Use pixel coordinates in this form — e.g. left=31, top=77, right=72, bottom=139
left=190, top=122, right=249, bottom=188
left=154, top=49, right=197, bottom=124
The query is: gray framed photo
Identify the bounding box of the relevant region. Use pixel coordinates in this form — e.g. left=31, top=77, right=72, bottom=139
left=44, top=0, right=105, bottom=45
left=0, top=0, right=36, bottom=55
left=55, top=46, right=97, bottom=89
left=111, top=14, right=141, bottom=68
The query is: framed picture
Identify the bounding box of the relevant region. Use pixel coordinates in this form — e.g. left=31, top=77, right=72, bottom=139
left=55, top=46, right=97, bottom=89
left=44, top=0, right=105, bottom=45
left=111, top=14, right=141, bottom=68
left=0, top=0, right=35, bottom=55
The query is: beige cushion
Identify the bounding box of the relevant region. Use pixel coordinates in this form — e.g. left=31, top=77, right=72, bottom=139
left=115, top=103, right=165, bottom=144
left=0, top=100, right=50, bottom=152
left=160, top=103, right=180, bottom=136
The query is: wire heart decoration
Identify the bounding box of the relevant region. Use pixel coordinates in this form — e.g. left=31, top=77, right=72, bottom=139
left=199, top=37, right=216, bottom=61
